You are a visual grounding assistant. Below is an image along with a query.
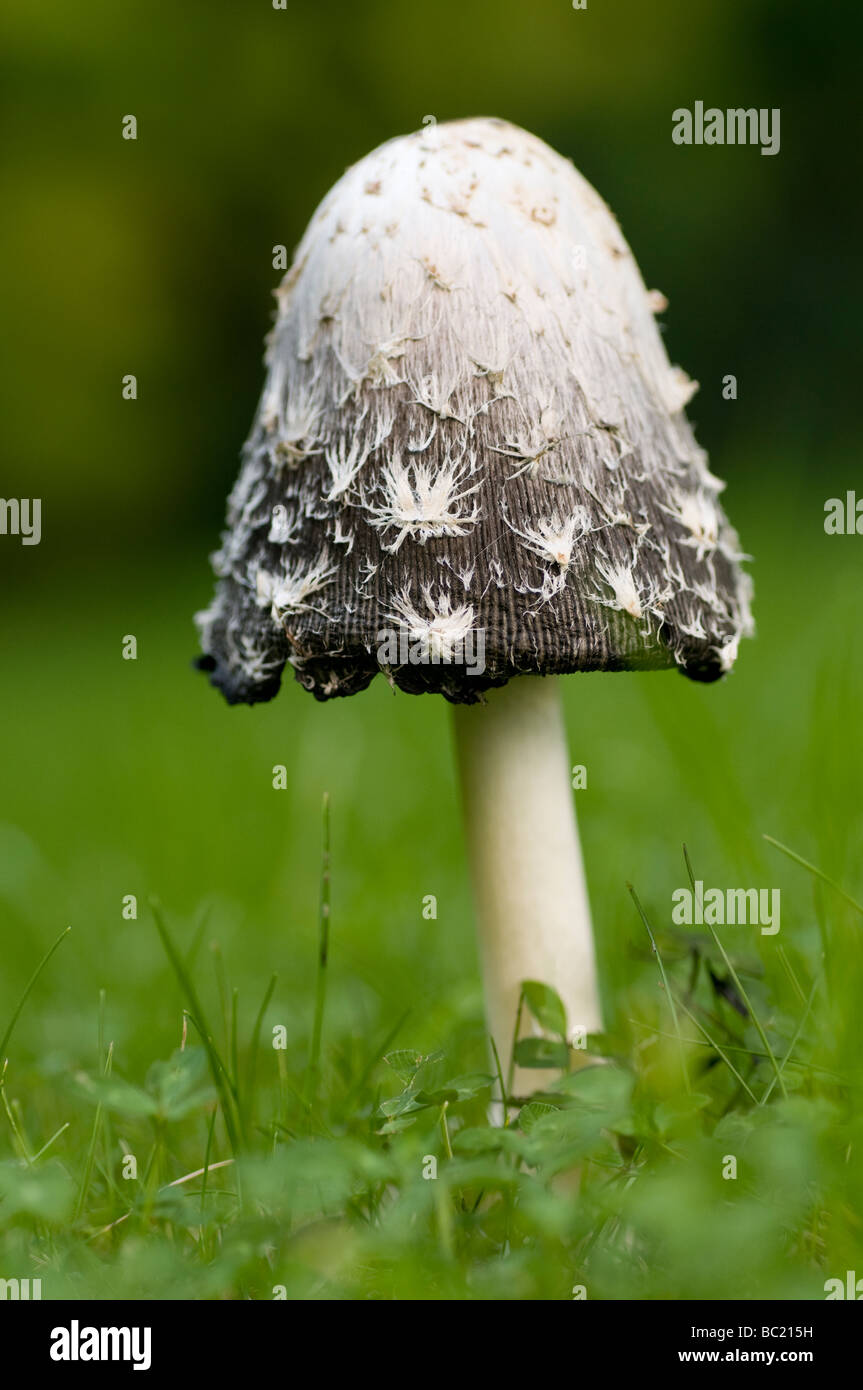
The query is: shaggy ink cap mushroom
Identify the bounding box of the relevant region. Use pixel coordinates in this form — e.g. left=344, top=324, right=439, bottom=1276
left=195, top=117, right=753, bottom=706
left=195, top=117, right=755, bottom=1084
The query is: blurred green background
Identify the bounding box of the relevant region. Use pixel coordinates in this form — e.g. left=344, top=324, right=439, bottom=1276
left=2, top=0, right=862, bottom=556
left=1, top=0, right=862, bottom=1299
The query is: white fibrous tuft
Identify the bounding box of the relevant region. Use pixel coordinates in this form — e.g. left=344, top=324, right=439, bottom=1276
left=363, top=448, right=481, bottom=551
left=263, top=378, right=324, bottom=466
left=592, top=554, right=646, bottom=620
left=385, top=586, right=477, bottom=663
left=489, top=413, right=561, bottom=477
left=324, top=406, right=394, bottom=501
left=507, top=507, right=592, bottom=571
left=267, top=504, right=301, bottom=545
left=409, top=368, right=466, bottom=423
left=716, top=635, right=740, bottom=673
left=194, top=597, right=222, bottom=651
left=332, top=517, right=355, bottom=552
left=254, top=553, right=338, bottom=618
left=663, top=489, right=720, bottom=561
left=663, top=367, right=700, bottom=414
left=229, top=632, right=285, bottom=684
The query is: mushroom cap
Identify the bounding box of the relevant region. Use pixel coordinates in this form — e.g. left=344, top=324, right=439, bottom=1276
left=196, top=117, right=753, bottom=705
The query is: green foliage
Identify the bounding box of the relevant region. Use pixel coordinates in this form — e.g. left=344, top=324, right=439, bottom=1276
left=377, top=1051, right=492, bottom=1134
left=0, top=1160, right=76, bottom=1225
left=73, top=1048, right=216, bottom=1123
left=1, top=822, right=862, bottom=1300
left=521, top=981, right=568, bottom=1038
left=1, top=488, right=862, bottom=1298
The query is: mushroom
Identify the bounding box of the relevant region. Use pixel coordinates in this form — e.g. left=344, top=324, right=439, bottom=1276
left=195, top=118, right=753, bottom=1090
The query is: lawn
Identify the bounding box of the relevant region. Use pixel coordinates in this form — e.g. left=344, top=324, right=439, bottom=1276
left=1, top=460, right=862, bottom=1300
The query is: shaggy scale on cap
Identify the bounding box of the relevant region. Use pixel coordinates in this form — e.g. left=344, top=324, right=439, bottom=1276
left=195, top=117, right=753, bottom=705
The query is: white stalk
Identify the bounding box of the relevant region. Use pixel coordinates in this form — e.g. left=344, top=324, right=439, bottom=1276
left=452, top=675, right=602, bottom=1093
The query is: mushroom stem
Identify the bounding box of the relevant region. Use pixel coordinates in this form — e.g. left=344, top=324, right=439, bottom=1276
left=452, top=675, right=602, bottom=1092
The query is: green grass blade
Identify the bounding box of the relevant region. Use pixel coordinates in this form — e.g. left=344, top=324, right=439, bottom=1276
left=628, top=883, right=690, bottom=1092
left=230, top=987, right=239, bottom=1089
left=505, top=988, right=525, bottom=1099
left=763, top=834, right=863, bottom=917
left=150, top=899, right=242, bottom=1153
left=0, top=925, right=71, bottom=1063
left=670, top=994, right=758, bottom=1103
left=200, top=1107, right=217, bottom=1225
left=306, top=793, right=331, bottom=1104
left=243, top=973, right=277, bottom=1127
left=75, top=1040, right=113, bottom=1221
left=30, top=1121, right=70, bottom=1163
left=762, top=977, right=819, bottom=1104
left=0, top=1064, right=32, bottom=1163
left=489, top=1033, right=509, bottom=1127
left=342, top=1007, right=411, bottom=1111
left=683, top=846, right=787, bottom=1100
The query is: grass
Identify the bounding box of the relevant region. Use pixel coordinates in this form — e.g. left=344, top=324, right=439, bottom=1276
left=1, top=473, right=863, bottom=1299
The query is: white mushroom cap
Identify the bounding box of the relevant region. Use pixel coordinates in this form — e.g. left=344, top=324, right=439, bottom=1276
left=196, top=117, right=753, bottom=704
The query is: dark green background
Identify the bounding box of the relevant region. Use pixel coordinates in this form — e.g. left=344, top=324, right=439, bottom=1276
left=2, top=0, right=861, bottom=563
